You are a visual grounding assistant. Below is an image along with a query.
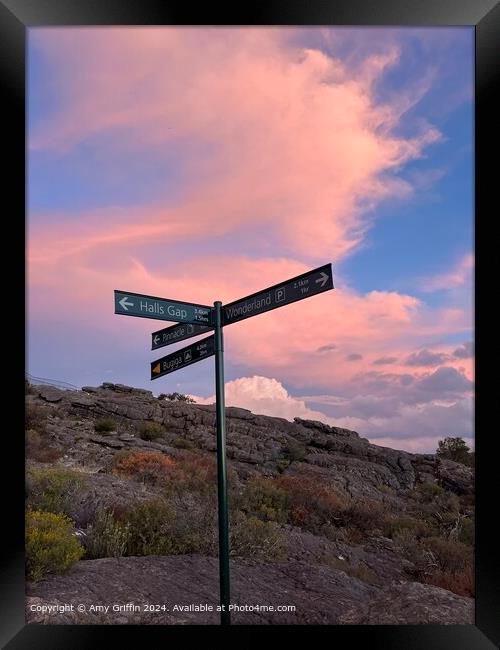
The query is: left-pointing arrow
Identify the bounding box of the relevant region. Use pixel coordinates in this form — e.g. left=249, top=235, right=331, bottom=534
left=152, top=363, right=161, bottom=374
left=119, top=296, right=134, bottom=311
left=153, top=335, right=160, bottom=345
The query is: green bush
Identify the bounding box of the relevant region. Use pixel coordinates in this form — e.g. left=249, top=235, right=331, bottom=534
left=125, top=500, right=176, bottom=556
left=26, top=509, right=84, bottom=582
left=26, top=468, right=86, bottom=517
left=436, top=437, right=474, bottom=467
left=283, top=439, right=307, bottom=462
left=276, top=459, right=290, bottom=474
left=423, top=536, right=473, bottom=573
left=231, top=513, right=286, bottom=561
left=385, top=516, right=433, bottom=539
left=340, top=498, right=386, bottom=535
left=239, top=477, right=291, bottom=524
left=410, top=482, right=445, bottom=502
left=137, top=421, right=164, bottom=441
left=458, top=517, right=475, bottom=546
left=84, top=507, right=131, bottom=559
left=94, top=418, right=117, bottom=433
left=172, top=436, right=195, bottom=450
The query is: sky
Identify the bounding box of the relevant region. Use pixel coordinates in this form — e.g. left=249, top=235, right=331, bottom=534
left=27, top=27, right=474, bottom=454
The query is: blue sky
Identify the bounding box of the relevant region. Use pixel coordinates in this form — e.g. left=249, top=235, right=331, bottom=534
left=27, top=27, right=474, bottom=452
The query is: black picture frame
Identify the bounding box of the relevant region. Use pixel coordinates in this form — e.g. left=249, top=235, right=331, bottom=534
left=2, top=0, right=497, bottom=646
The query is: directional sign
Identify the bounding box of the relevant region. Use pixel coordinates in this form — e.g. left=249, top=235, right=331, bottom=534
left=222, top=263, right=334, bottom=326
left=151, top=322, right=213, bottom=350
left=151, top=334, right=215, bottom=380
left=114, top=290, right=212, bottom=325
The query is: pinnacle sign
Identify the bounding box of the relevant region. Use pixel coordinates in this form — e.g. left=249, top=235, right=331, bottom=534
left=114, top=262, right=334, bottom=626
left=151, top=322, right=212, bottom=350
left=151, top=335, right=215, bottom=380
left=114, top=290, right=212, bottom=325
left=222, top=264, right=334, bottom=326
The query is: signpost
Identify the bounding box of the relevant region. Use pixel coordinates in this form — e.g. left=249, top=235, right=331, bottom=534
left=114, top=262, right=334, bottom=626
left=151, top=335, right=215, bottom=380
left=222, top=263, right=333, bottom=326
left=151, top=322, right=212, bottom=350
left=114, top=290, right=212, bottom=325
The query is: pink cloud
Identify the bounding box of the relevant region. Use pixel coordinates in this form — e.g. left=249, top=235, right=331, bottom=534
left=30, top=28, right=441, bottom=262
left=28, top=252, right=473, bottom=386
left=419, top=253, right=474, bottom=292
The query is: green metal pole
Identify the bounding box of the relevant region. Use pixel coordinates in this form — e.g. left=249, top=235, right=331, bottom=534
left=214, top=301, right=231, bottom=625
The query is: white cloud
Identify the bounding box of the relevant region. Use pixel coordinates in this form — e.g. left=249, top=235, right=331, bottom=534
left=190, top=375, right=337, bottom=424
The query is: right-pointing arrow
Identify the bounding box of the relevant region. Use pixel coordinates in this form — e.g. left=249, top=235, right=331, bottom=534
left=316, top=272, right=329, bottom=288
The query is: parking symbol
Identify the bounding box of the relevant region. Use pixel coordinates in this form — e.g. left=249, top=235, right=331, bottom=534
left=184, top=350, right=193, bottom=363
left=275, top=287, right=286, bottom=302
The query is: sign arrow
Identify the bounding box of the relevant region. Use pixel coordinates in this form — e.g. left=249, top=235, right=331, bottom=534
left=315, top=272, right=329, bottom=288
left=119, top=296, right=134, bottom=311
left=114, top=290, right=213, bottom=325
left=151, top=335, right=215, bottom=380
left=151, top=322, right=213, bottom=350
left=222, top=263, right=334, bottom=327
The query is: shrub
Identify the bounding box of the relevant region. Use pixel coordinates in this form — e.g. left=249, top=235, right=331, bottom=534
left=158, top=392, right=196, bottom=403
left=94, top=418, right=117, bottom=433
left=25, top=404, right=50, bottom=433
left=422, top=566, right=474, bottom=597
left=27, top=468, right=86, bottom=516
left=137, top=421, right=164, bottom=441
left=410, top=482, right=445, bottom=502
left=125, top=500, right=176, bottom=556
left=26, top=429, right=62, bottom=463
left=172, top=436, right=195, bottom=450
left=276, top=475, right=348, bottom=537
left=339, top=497, right=386, bottom=535
left=423, top=536, right=473, bottom=574
left=168, top=453, right=219, bottom=496
left=276, top=459, right=290, bottom=474
left=26, top=509, right=84, bottom=582
left=239, top=477, right=291, bottom=524
left=113, top=450, right=219, bottom=494
left=385, top=516, right=433, bottom=540
left=231, top=513, right=286, bottom=561
left=167, top=492, right=219, bottom=555
left=114, top=451, right=175, bottom=485
left=84, top=507, right=131, bottom=559
left=436, top=437, right=474, bottom=467
left=283, top=440, right=307, bottom=462
left=458, top=516, right=475, bottom=546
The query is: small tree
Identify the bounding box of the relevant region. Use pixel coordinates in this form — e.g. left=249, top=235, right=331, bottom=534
left=436, top=437, right=474, bottom=466
left=158, top=392, right=196, bottom=403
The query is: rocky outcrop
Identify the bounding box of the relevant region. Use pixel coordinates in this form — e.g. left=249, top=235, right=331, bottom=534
left=339, top=581, right=474, bottom=624
left=26, top=555, right=472, bottom=625
left=25, top=382, right=475, bottom=626
left=27, top=382, right=474, bottom=499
